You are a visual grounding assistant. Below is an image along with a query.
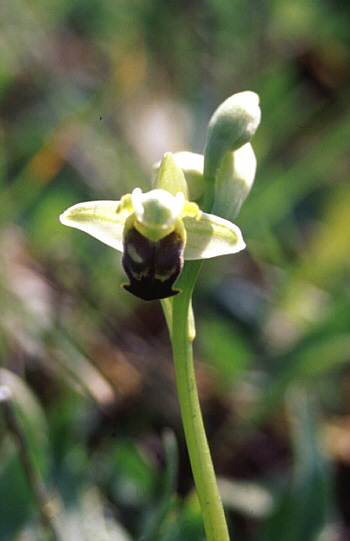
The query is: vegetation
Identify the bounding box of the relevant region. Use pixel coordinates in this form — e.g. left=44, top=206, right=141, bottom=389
left=1, top=0, right=350, bottom=540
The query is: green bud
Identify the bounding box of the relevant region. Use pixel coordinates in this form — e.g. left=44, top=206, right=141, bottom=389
left=202, top=91, right=261, bottom=214
left=203, top=91, right=260, bottom=183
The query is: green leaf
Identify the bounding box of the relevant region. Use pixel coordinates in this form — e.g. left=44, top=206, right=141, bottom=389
left=0, top=369, right=49, bottom=477
left=256, top=390, right=332, bottom=541
left=0, top=370, right=50, bottom=540
left=141, top=430, right=179, bottom=541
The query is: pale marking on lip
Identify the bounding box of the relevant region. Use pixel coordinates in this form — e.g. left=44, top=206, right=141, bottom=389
left=126, top=243, right=145, bottom=264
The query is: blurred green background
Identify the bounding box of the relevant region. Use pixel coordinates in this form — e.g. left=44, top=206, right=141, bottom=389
left=1, top=0, right=350, bottom=540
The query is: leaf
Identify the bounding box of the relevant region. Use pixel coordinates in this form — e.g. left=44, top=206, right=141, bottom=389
left=255, top=390, right=332, bottom=541
left=0, top=368, right=49, bottom=477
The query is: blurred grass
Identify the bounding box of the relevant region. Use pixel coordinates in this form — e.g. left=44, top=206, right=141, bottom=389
left=1, top=0, right=350, bottom=539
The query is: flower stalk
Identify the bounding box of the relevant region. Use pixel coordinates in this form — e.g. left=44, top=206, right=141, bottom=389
left=167, top=261, right=230, bottom=541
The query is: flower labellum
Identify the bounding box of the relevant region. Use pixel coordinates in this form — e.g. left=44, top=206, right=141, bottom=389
left=122, top=222, right=185, bottom=300
left=120, top=187, right=188, bottom=300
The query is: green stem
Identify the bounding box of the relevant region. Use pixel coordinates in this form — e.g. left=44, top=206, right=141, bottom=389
left=166, top=261, right=230, bottom=541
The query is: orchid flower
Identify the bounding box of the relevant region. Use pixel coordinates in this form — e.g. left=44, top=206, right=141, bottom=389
left=60, top=153, right=245, bottom=300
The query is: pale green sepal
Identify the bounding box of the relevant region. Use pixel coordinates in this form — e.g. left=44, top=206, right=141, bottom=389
left=183, top=212, right=245, bottom=260
left=153, top=151, right=204, bottom=203
left=153, top=152, right=189, bottom=198
left=212, top=143, right=257, bottom=221
left=59, top=201, right=126, bottom=252
left=203, top=91, right=261, bottom=182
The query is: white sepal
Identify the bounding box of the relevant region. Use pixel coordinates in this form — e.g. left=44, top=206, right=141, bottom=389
left=183, top=212, right=245, bottom=260
left=59, top=201, right=126, bottom=252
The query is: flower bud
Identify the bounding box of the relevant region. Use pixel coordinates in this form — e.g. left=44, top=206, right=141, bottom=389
left=203, top=91, right=261, bottom=183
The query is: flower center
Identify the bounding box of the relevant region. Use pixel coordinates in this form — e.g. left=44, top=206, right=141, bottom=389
left=132, top=188, right=185, bottom=230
